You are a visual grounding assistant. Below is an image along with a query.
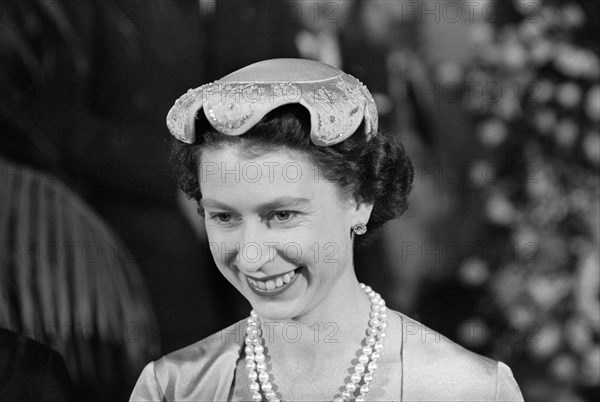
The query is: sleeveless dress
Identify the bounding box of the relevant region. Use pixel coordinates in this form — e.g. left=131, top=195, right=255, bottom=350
left=130, top=312, right=524, bottom=401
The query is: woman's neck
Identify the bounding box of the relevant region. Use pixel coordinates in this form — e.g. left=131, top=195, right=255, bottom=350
left=260, top=270, right=374, bottom=364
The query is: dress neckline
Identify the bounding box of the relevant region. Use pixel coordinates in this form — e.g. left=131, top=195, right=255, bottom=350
left=226, top=311, right=404, bottom=401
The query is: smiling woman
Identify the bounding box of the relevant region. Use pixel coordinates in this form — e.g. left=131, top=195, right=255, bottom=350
left=130, top=59, right=524, bottom=401
left=198, top=144, right=372, bottom=323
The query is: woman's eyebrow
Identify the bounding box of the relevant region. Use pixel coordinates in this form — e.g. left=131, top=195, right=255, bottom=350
left=198, top=198, right=232, bottom=210
left=199, top=197, right=311, bottom=210
left=258, top=197, right=312, bottom=210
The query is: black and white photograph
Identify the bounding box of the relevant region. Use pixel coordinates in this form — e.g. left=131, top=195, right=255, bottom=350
left=1, top=1, right=599, bottom=401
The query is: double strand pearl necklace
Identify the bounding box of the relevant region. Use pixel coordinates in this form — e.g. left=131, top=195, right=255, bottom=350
left=244, top=284, right=388, bottom=402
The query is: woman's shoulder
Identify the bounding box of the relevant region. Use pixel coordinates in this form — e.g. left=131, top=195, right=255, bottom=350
left=130, top=318, right=247, bottom=401
left=397, top=312, right=523, bottom=401
left=158, top=319, right=246, bottom=367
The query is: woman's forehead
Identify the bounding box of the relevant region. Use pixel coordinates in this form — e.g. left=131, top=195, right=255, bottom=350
left=198, top=146, right=313, bottom=179
left=198, top=146, right=335, bottom=207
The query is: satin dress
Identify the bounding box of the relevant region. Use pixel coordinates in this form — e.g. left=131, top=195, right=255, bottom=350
left=130, top=312, right=524, bottom=401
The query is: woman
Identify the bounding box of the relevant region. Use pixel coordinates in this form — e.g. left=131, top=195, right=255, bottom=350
left=130, top=59, right=523, bottom=401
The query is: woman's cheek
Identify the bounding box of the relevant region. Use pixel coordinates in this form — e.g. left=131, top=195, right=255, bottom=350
left=275, top=230, right=313, bottom=264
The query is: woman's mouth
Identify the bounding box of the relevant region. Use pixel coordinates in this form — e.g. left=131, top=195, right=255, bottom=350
left=246, top=267, right=303, bottom=295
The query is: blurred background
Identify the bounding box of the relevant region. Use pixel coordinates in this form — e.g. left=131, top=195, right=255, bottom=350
left=0, top=0, right=598, bottom=400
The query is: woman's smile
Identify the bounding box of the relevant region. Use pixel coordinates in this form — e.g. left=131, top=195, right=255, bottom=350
left=245, top=267, right=304, bottom=295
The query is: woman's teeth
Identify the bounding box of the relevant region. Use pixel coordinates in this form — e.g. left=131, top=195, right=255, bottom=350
left=248, top=270, right=298, bottom=290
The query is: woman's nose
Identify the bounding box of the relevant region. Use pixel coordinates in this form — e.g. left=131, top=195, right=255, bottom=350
left=234, top=241, right=274, bottom=273
left=233, top=221, right=276, bottom=273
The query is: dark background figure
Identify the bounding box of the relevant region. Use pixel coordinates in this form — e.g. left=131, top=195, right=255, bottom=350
left=1, top=0, right=227, bottom=400
left=0, top=327, right=73, bottom=402
left=0, top=0, right=225, bottom=353
left=1, top=157, right=160, bottom=401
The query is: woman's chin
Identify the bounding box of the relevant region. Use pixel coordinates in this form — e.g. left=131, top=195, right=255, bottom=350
left=249, top=301, right=300, bottom=321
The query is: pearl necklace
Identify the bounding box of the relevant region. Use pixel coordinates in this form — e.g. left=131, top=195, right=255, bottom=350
left=244, top=283, right=388, bottom=402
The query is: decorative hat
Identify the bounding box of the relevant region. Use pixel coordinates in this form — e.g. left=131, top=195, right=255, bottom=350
left=166, top=58, right=378, bottom=146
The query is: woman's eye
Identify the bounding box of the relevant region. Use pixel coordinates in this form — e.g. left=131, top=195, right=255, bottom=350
left=210, top=213, right=234, bottom=225
left=217, top=213, right=231, bottom=222
left=272, top=211, right=295, bottom=222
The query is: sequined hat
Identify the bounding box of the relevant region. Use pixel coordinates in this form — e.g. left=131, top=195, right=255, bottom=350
left=166, top=58, right=378, bottom=146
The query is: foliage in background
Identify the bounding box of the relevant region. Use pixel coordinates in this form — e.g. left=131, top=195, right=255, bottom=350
left=456, top=1, right=599, bottom=400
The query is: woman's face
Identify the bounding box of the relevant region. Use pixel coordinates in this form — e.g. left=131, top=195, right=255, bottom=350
left=198, top=145, right=368, bottom=320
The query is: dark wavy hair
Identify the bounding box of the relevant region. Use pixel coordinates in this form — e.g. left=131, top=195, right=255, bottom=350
left=170, top=104, right=413, bottom=245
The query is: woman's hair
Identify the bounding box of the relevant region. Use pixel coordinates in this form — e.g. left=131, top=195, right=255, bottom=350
left=170, top=104, right=413, bottom=245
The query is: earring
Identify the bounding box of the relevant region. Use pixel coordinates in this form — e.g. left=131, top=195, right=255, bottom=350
left=352, top=223, right=367, bottom=236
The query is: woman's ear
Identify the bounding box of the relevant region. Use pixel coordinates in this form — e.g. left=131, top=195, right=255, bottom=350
left=353, top=198, right=374, bottom=226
